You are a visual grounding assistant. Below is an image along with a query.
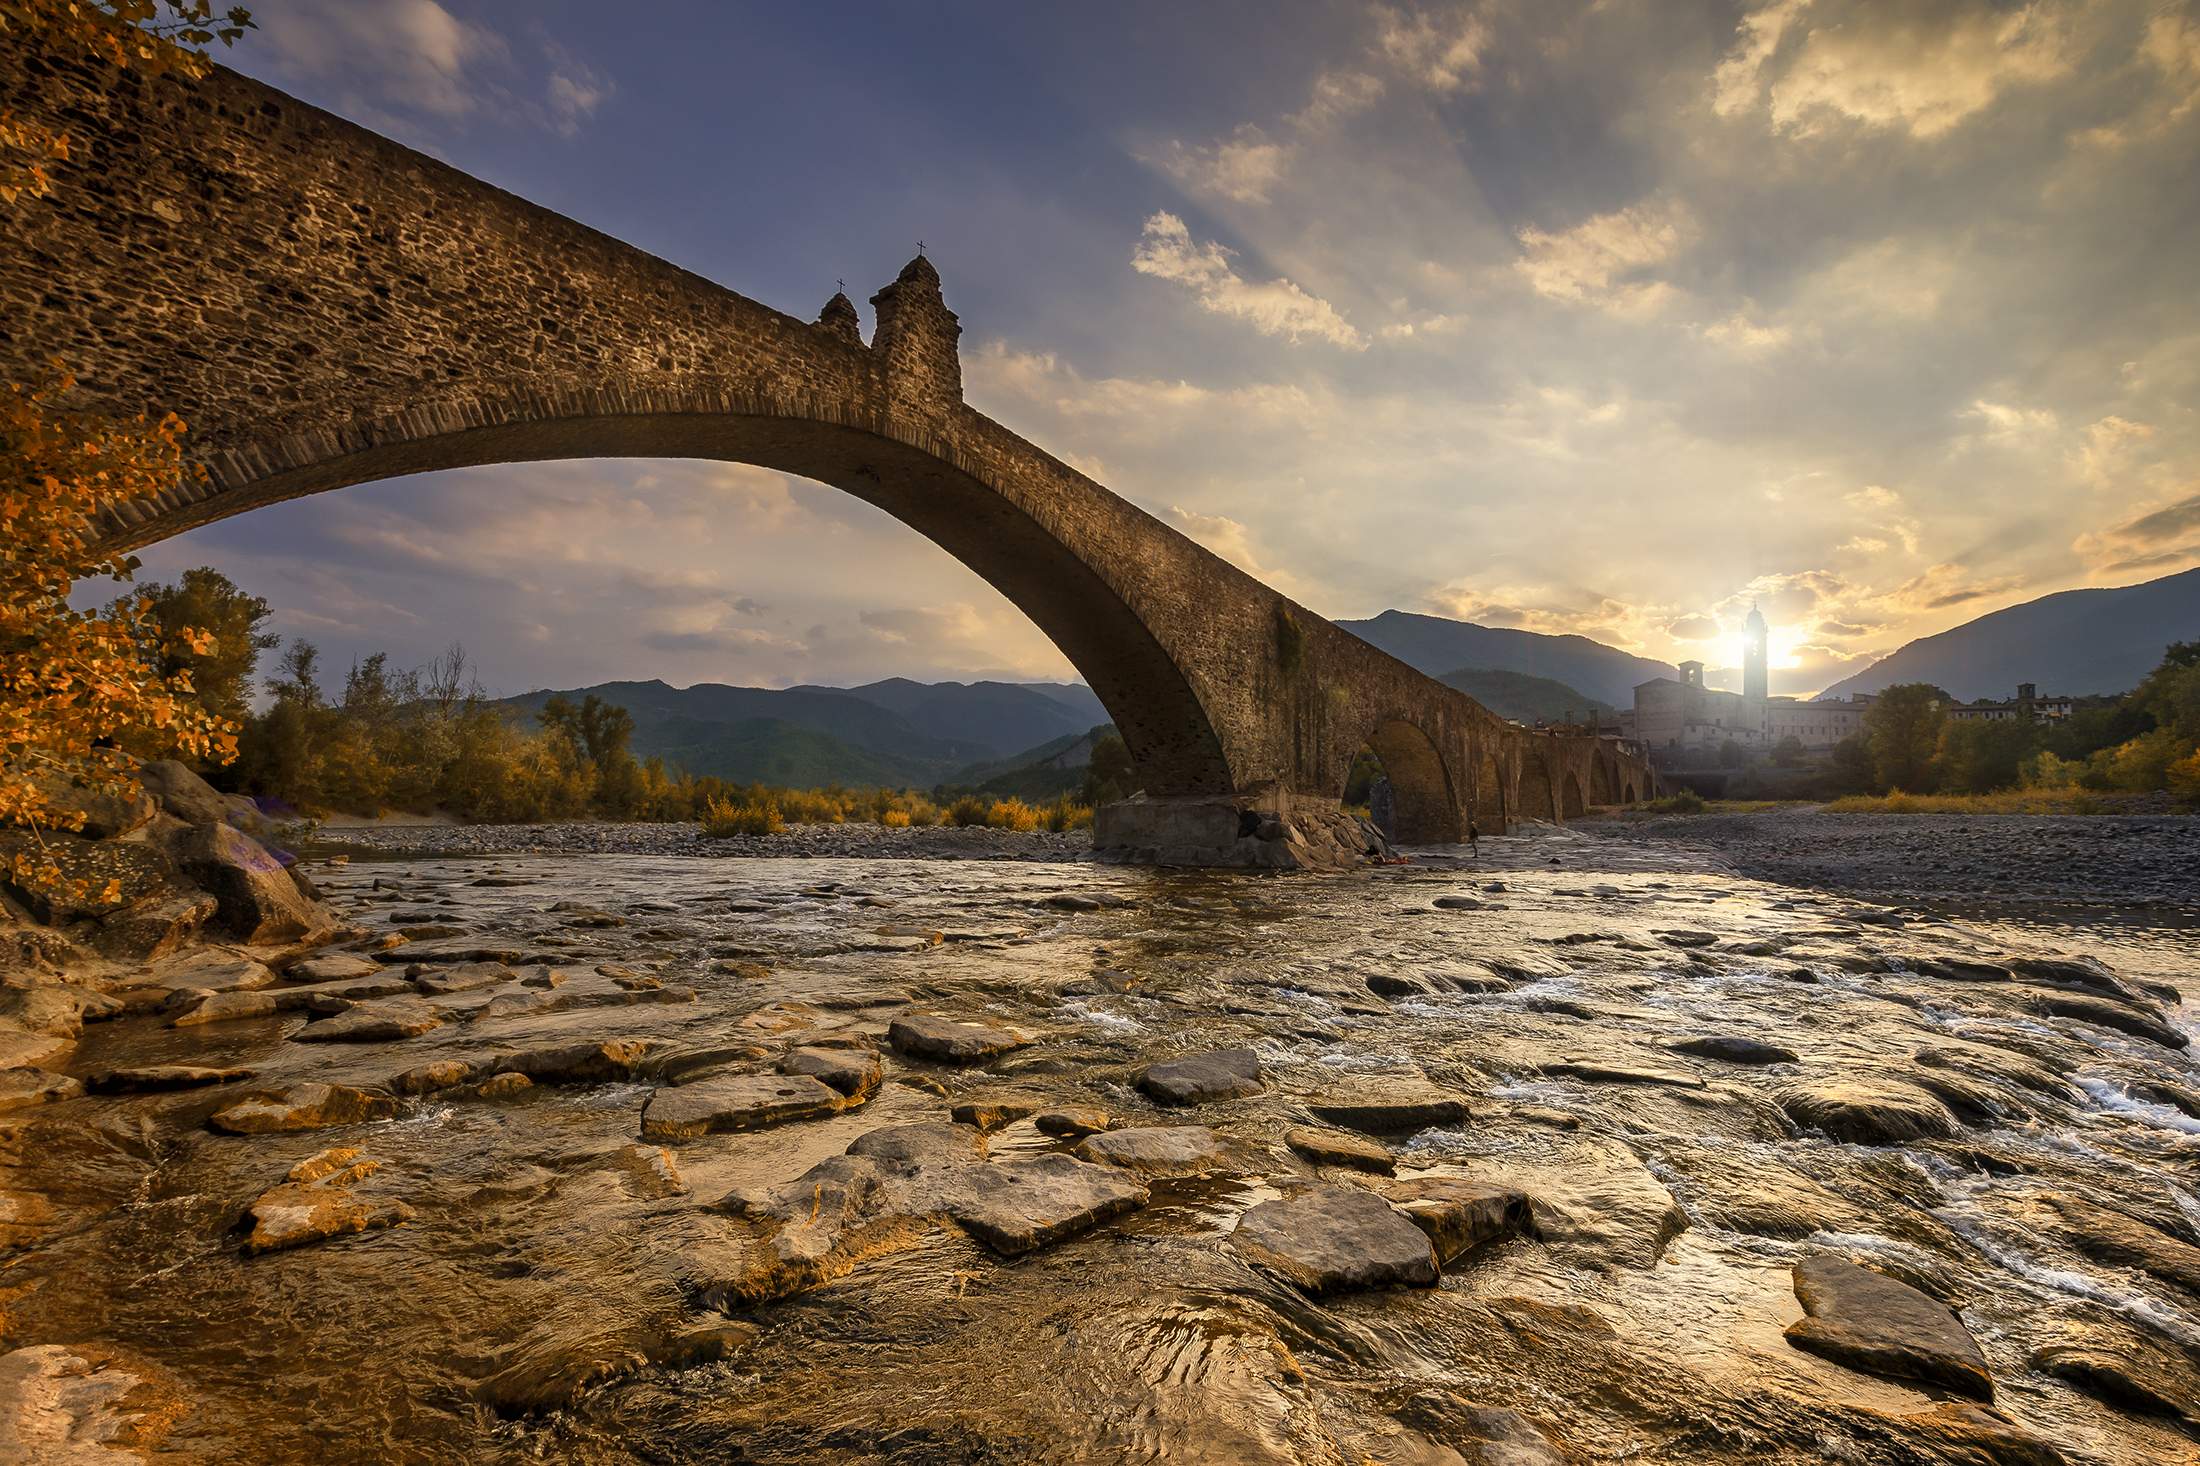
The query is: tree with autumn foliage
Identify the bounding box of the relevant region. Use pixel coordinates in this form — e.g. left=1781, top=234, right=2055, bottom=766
left=0, top=364, right=238, bottom=896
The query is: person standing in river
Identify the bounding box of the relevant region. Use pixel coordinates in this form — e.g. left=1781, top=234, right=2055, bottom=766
left=1467, top=820, right=1481, bottom=857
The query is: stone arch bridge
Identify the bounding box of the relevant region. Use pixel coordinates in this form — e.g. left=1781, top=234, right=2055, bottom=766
left=0, top=45, right=1657, bottom=867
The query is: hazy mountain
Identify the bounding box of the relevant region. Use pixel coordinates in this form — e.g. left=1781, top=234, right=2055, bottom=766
left=638, top=716, right=956, bottom=788
left=499, top=677, right=1112, bottom=788
left=1436, top=668, right=1614, bottom=722
left=795, top=678, right=1108, bottom=757
left=1336, top=611, right=1675, bottom=707
left=1817, top=566, right=2200, bottom=702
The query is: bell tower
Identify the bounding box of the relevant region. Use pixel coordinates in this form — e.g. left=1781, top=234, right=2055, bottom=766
left=1743, top=602, right=1769, bottom=702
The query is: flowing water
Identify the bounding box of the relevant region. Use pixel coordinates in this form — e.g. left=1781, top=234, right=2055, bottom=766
left=6, top=829, right=2199, bottom=1464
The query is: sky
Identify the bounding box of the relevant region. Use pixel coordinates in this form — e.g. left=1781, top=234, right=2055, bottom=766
left=126, top=0, right=2200, bottom=700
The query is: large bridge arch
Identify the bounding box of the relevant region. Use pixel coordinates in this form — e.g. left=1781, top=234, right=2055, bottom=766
left=1, top=40, right=1657, bottom=862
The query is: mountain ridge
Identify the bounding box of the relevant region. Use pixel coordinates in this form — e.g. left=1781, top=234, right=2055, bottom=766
left=1335, top=610, right=1675, bottom=707
left=1816, top=566, right=2200, bottom=702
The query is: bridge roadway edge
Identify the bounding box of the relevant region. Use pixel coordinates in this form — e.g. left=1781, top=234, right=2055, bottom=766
left=0, top=41, right=1658, bottom=861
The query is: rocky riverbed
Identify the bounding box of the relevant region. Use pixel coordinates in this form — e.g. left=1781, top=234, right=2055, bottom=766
left=1576, top=810, right=2200, bottom=908
left=5, top=798, right=2200, bottom=1464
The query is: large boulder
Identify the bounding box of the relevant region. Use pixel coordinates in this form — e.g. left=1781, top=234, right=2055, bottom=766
left=135, top=760, right=232, bottom=825
left=0, top=831, right=174, bottom=925
left=1231, top=1188, right=1439, bottom=1292
left=171, top=823, right=323, bottom=943
left=5, top=769, right=155, bottom=839
left=1141, top=1048, right=1266, bottom=1105
left=93, top=892, right=218, bottom=961
left=1784, top=1256, right=1993, bottom=1399
left=209, top=1083, right=399, bottom=1133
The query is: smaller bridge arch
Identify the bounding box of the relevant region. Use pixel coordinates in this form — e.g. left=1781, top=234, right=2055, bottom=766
left=1357, top=717, right=1463, bottom=846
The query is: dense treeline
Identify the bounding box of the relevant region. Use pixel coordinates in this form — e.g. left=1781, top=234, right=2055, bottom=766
left=117, top=568, right=1113, bottom=826
left=1744, top=643, right=2199, bottom=800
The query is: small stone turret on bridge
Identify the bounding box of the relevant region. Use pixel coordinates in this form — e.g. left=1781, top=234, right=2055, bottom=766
left=0, top=42, right=1658, bottom=867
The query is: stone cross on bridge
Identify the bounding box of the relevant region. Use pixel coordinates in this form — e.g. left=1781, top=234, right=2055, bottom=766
left=0, top=43, right=1657, bottom=867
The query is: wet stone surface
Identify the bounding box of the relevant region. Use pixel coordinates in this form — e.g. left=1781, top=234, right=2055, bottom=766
left=1, top=824, right=2196, bottom=1462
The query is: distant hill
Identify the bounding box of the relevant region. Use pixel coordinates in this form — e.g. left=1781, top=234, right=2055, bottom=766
left=498, top=676, right=1112, bottom=789
left=1817, top=566, right=2200, bottom=702
left=1436, top=668, right=1613, bottom=722
left=793, top=678, right=1108, bottom=757
left=637, top=715, right=956, bottom=788
left=505, top=680, right=987, bottom=763
left=945, top=724, right=1119, bottom=800
left=1336, top=611, right=1675, bottom=707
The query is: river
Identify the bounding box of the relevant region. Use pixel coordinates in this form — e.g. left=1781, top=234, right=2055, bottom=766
left=5, top=825, right=2197, bottom=1464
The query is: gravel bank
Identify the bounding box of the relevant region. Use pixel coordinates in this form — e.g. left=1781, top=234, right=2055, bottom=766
left=1580, top=809, right=2200, bottom=907
left=310, top=819, right=1098, bottom=862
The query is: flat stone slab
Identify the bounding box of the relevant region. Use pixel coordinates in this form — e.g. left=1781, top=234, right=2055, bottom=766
left=289, top=997, right=445, bottom=1043
left=487, top=1040, right=652, bottom=1086
left=1034, top=1107, right=1111, bottom=1137
left=285, top=954, right=386, bottom=983
left=887, top=1013, right=1033, bottom=1064
left=1544, top=1060, right=1707, bottom=1090
left=0, top=1066, right=83, bottom=1112
left=779, top=1046, right=882, bottom=1099
left=706, top=1126, right=1147, bottom=1303
left=1778, top=1077, right=1956, bottom=1144
left=243, top=1147, right=415, bottom=1254
left=1231, top=1188, right=1438, bottom=1292
left=86, top=1064, right=254, bottom=1094
left=2032, top=991, right=2187, bottom=1049
left=2028, top=1310, right=2200, bottom=1422
left=950, top=1096, right=1049, bottom=1130
left=270, top=972, right=418, bottom=1010
left=145, top=957, right=275, bottom=993
left=641, top=1073, right=856, bottom=1140
left=1141, top=1048, right=1265, bottom=1105
left=1285, top=1127, right=1396, bottom=1174
left=934, top=1154, right=1147, bottom=1253
left=168, top=990, right=281, bottom=1027
left=1383, top=1178, right=1538, bottom=1263
left=1784, top=1255, right=1993, bottom=1400
left=1304, top=1083, right=1471, bottom=1133
left=415, top=962, right=520, bottom=997
left=1075, top=1125, right=1229, bottom=1177
left=209, top=1083, right=399, bottom=1134
left=1667, top=1036, right=1799, bottom=1065
left=846, top=1122, right=987, bottom=1165
left=2037, top=1192, right=2200, bottom=1292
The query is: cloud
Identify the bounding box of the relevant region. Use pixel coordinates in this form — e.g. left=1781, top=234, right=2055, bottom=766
left=255, top=0, right=611, bottom=137
left=1131, top=214, right=1367, bottom=347
left=1715, top=0, right=2076, bottom=139
left=1375, top=5, right=1492, bottom=94
left=2071, top=486, right=2200, bottom=574
left=1153, top=125, right=1290, bottom=203
left=1426, top=586, right=1649, bottom=645
left=1698, top=311, right=1792, bottom=353
left=2073, top=414, right=2157, bottom=491
left=1887, top=561, right=2026, bottom=611
left=1666, top=615, right=1724, bottom=640
left=1514, top=201, right=1689, bottom=316
left=1165, top=507, right=1303, bottom=592
left=1712, top=0, right=1811, bottom=117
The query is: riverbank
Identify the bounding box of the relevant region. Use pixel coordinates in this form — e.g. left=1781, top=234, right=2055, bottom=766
left=1578, top=808, right=2199, bottom=908
left=310, top=819, right=1098, bottom=861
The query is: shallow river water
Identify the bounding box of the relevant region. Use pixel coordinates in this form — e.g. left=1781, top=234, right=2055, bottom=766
left=7, top=827, right=2200, bottom=1464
